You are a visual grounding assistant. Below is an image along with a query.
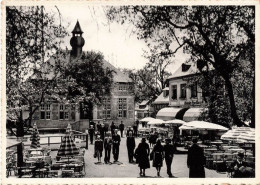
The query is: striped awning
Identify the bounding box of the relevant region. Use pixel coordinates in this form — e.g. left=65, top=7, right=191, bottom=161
left=156, top=107, right=182, bottom=120
left=183, top=108, right=205, bottom=122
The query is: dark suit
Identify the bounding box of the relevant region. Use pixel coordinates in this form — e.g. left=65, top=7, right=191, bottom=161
left=112, top=134, right=121, bottom=161
left=187, top=143, right=206, bottom=178
left=126, top=136, right=135, bottom=162
left=164, top=143, right=176, bottom=176
left=104, top=137, right=113, bottom=163
left=119, top=123, right=125, bottom=137
left=230, top=160, right=249, bottom=178
left=88, top=128, right=94, bottom=144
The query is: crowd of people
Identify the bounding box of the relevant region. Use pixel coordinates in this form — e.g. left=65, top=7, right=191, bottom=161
left=88, top=120, right=252, bottom=178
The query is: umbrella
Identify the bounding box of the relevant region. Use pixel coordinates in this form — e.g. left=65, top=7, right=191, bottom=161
left=165, top=119, right=186, bottom=126
left=140, top=117, right=155, bottom=122
left=30, top=123, right=40, bottom=148
left=147, top=119, right=165, bottom=125
left=57, top=134, right=79, bottom=157
left=221, top=127, right=255, bottom=143
left=180, top=121, right=229, bottom=131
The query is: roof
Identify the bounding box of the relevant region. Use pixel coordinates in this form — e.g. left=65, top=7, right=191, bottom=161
left=102, top=59, right=132, bottom=83
left=168, top=63, right=198, bottom=80
left=72, top=21, right=83, bottom=34
left=140, top=100, right=150, bottom=106
left=41, top=50, right=132, bottom=83
left=152, top=92, right=169, bottom=104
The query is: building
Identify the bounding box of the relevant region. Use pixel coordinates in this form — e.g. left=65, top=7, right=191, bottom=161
left=156, top=63, right=206, bottom=121
left=30, top=21, right=135, bottom=130
left=152, top=87, right=169, bottom=114
left=135, top=99, right=153, bottom=119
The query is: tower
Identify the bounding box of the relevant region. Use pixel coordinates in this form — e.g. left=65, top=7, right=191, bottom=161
left=70, top=21, right=85, bottom=58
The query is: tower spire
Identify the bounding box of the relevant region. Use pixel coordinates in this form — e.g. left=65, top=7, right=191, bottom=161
left=70, top=21, right=85, bottom=58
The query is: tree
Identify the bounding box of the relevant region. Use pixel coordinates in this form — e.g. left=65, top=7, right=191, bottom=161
left=106, top=6, right=255, bottom=127
left=6, top=6, right=68, bottom=136
left=64, top=51, right=114, bottom=113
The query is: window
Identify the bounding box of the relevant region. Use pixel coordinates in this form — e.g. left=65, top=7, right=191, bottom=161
left=40, top=104, right=51, bottom=120
left=118, top=98, right=127, bottom=118
left=191, top=84, right=197, bottom=98
left=163, top=90, right=169, bottom=97
left=119, top=84, right=128, bottom=91
left=59, top=104, right=69, bottom=120
left=46, top=112, right=51, bottom=120
left=103, top=98, right=111, bottom=119
left=180, top=84, right=186, bottom=98
left=171, top=85, right=177, bottom=100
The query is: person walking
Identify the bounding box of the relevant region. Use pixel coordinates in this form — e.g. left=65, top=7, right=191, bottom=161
left=104, top=131, right=113, bottom=164
left=94, top=135, right=103, bottom=164
left=151, top=139, right=164, bottom=177
left=134, top=138, right=150, bottom=177
left=126, top=131, right=136, bottom=163
left=88, top=125, right=95, bottom=145
left=100, top=123, right=105, bottom=141
left=187, top=138, right=206, bottom=178
left=164, top=138, right=176, bottom=177
left=97, top=121, right=101, bottom=132
left=112, top=129, right=121, bottom=162
left=119, top=121, right=125, bottom=137
left=133, top=123, right=138, bottom=137
left=110, top=122, right=116, bottom=136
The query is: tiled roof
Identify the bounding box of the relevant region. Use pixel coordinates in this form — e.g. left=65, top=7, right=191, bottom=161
left=152, top=92, right=169, bottom=104
left=102, top=59, right=132, bottom=83
left=42, top=50, right=132, bottom=83
left=168, top=63, right=198, bottom=80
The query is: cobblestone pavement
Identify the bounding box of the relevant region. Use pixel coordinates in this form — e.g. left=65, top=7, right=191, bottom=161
left=70, top=136, right=227, bottom=178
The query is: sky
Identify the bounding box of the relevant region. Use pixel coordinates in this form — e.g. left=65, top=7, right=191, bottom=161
left=48, top=5, right=187, bottom=73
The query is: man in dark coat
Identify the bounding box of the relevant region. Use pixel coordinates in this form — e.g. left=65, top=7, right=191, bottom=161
left=110, top=122, right=116, bottom=136
left=112, top=129, right=121, bottom=162
left=96, top=121, right=101, bottom=132
left=88, top=125, right=95, bottom=144
left=104, top=131, right=113, bottom=164
left=230, top=153, right=250, bottom=178
left=126, top=131, right=136, bottom=163
left=119, top=121, right=125, bottom=137
left=164, top=138, right=177, bottom=177
left=187, top=138, right=206, bottom=178
left=133, top=123, right=138, bottom=137
left=99, top=124, right=105, bottom=141
left=90, top=121, right=96, bottom=131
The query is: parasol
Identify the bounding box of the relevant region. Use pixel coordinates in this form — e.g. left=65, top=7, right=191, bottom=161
left=164, top=119, right=186, bottom=126
left=30, top=123, right=41, bottom=148
left=57, top=124, right=79, bottom=161
left=140, top=117, right=155, bottom=122
left=147, top=119, right=165, bottom=125
left=179, top=121, right=228, bottom=131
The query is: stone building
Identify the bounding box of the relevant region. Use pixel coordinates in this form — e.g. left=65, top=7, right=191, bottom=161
left=156, top=63, right=206, bottom=121
left=30, top=21, right=135, bottom=130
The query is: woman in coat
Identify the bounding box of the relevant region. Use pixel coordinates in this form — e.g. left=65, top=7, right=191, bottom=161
left=135, top=138, right=150, bottom=177
left=94, top=135, right=103, bottom=163
left=151, top=139, right=164, bottom=177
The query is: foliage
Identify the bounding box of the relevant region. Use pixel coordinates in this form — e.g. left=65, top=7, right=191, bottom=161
left=65, top=51, right=115, bottom=106
left=6, top=6, right=68, bottom=136
left=121, top=66, right=170, bottom=103
left=106, top=6, right=255, bottom=127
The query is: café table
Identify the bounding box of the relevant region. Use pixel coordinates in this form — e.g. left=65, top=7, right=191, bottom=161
left=228, top=148, right=245, bottom=153
left=25, top=160, right=36, bottom=167
left=212, top=153, right=224, bottom=161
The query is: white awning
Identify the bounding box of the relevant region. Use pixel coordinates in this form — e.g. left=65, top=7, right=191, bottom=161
left=156, top=107, right=182, bottom=121
left=183, top=108, right=205, bottom=122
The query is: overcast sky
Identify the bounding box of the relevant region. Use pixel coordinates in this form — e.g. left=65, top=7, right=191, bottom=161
left=50, top=5, right=186, bottom=73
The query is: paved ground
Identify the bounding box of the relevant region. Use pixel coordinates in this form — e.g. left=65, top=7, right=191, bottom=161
left=51, top=136, right=227, bottom=178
